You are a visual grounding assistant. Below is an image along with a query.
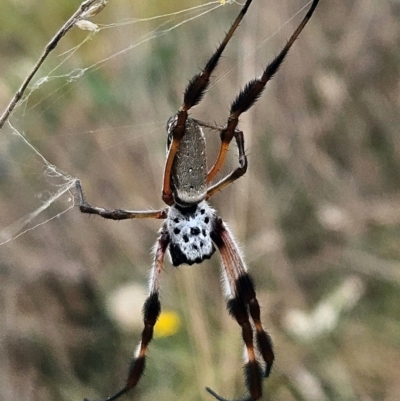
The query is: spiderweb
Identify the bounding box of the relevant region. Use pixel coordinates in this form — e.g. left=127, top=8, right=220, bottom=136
left=6, top=4, right=396, bottom=401
left=0, top=1, right=227, bottom=246
left=0, top=0, right=312, bottom=247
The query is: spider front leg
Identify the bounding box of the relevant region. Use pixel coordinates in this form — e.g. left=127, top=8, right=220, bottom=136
left=207, top=0, right=321, bottom=184
left=76, top=180, right=168, bottom=220
left=235, top=275, right=274, bottom=379
left=85, top=229, right=170, bottom=401
left=208, top=218, right=274, bottom=401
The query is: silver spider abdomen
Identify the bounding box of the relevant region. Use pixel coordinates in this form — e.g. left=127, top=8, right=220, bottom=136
left=167, top=117, right=208, bottom=206
left=166, top=201, right=216, bottom=266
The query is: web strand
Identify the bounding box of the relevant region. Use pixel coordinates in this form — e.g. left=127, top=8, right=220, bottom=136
left=0, top=1, right=313, bottom=246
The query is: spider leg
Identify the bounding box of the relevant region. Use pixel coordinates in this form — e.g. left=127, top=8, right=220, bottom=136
left=236, top=274, right=274, bottom=378
left=188, top=119, right=248, bottom=200
left=162, top=0, right=254, bottom=205
left=207, top=295, right=263, bottom=401
left=207, top=0, right=320, bottom=184
left=84, top=229, right=170, bottom=401
left=208, top=218, right=273, bottom=401
left=190, top=119, right=247, bottom=199
left=76, top=180, right=168, bottom=220
left=206, top=129, right=247, bottom=199
left=192, top=119, right=226, bottom=133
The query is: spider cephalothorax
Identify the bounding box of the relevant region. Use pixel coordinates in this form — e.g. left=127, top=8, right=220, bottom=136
left=167, top=115, right=208, bottom=207
left=165, top=201, right=216, bottom=266
left=77, top=1, right=320, bottom=401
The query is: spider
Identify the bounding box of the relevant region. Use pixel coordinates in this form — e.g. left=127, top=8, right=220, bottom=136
left=76, top=0, right=320, bottom=400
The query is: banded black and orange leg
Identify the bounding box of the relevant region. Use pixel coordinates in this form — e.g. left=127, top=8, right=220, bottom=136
left=190, top=120, right=247, bottom=199
left=207, top=295, right=263, bottom=401
left=209, top=218, right=273, bottom=401
left=206, top=128, right=247, bottom=200
left=207, top=0, right=321, bottom=184
left=236, top=275, right=274, bottom=378
left=84, top=229, right=170, bottom=401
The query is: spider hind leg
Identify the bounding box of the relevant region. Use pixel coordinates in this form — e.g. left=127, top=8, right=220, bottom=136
left=206, top=287, right=267, bottom=401
left=84, top=233, right=169, bottom=401
left=236, top=274, right=275, bottom=378
left=209, top=219, right=274, bottom=401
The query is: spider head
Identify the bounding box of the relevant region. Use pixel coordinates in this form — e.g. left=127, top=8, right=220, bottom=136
left=166, top=201, right=216, bottom=266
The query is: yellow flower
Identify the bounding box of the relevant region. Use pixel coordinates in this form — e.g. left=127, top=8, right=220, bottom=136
left=154, top=310, right=181, bottom=338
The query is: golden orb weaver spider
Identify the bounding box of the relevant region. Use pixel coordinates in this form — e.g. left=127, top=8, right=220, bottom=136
left=76, top=0, right=320, bottom=400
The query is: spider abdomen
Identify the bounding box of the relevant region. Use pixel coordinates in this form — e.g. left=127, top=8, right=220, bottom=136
left=166, top=201, right=216, bottom=266
left=167, top=117, right=208, bottom=206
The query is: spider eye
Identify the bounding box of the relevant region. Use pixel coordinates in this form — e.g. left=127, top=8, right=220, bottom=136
left=204, top=217, right=209, bottom=224
left=183, top=235, right=189, bottom=243
left=174, top=218, right=180, bottom=223
left=173, top=228, right=180, bottom=235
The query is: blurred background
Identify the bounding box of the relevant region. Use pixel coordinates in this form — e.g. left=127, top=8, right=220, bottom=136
left=1, top=1, right=400, bottom=400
